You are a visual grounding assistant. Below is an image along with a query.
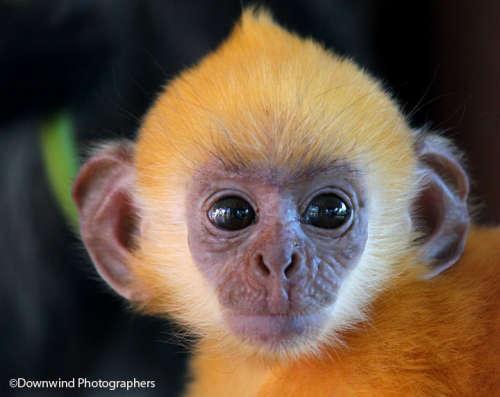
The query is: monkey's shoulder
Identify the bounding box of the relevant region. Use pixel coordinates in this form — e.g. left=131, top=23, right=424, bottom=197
left=462, top=225, right=500, bottom=268
left=444, top=225, right=500, bottom=298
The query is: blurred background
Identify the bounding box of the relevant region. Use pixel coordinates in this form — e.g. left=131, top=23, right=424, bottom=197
left=1, top=1, right=499, bottom=396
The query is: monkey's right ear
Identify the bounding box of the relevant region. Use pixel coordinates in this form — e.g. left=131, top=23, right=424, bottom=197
left=412, top=134, right=470, bottom=278
left=72, top=141, right=139, bottom=300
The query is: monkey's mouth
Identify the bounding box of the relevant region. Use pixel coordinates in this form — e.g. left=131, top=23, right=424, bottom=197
left=224, top=311, right=325, bottom=347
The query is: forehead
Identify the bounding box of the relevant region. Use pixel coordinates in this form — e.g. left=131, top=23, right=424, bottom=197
left=189, top=157, right=364, bottom=193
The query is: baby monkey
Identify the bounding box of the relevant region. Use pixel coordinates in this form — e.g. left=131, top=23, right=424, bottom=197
left=73, top=9, right=499, bottom=397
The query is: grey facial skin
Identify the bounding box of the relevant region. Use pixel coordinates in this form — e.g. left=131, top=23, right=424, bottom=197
left=186, top=161, right=368, bottom=345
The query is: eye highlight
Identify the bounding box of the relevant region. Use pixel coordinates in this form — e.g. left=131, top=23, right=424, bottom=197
left=207, top=196, right=256, bottom=231
left=302, top=193, right=351, bottom=229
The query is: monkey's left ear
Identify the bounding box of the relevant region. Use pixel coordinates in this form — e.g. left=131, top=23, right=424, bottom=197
left=412, top=134, right=470, bottom=278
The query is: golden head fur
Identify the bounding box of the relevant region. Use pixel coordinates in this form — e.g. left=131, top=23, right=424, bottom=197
left=130, top=8, right=423, bottom=357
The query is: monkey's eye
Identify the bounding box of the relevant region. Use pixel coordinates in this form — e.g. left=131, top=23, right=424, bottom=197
left=302, top=193, right=351, bottom=229
left=207, top=196, right=256, bottom=231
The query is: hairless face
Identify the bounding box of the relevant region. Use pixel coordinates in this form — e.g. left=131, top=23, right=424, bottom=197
left=186, top=161, right=367, bottom=345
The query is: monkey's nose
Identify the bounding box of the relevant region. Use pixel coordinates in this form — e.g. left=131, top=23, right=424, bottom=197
left=252, top=251, right=301, bottom=280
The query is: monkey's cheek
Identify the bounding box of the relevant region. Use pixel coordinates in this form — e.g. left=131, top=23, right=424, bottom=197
left=223, top=311, right=325, bottom=348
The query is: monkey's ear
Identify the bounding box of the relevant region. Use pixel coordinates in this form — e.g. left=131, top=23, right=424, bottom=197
left=72, top=141, right=139, bottom=299
left=412, top=134, right=470, bottom=278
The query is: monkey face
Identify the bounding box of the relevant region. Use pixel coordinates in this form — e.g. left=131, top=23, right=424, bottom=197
left=185, top=162, right=368, bottom=348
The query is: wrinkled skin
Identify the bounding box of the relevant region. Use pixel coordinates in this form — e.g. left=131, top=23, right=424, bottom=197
left=186, top=161, right=368, bottom=344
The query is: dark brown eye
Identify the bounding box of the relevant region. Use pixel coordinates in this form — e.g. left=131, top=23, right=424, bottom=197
left=302, top=193, right=351, bottom=229
left=207, top=196, right=255, bottom=231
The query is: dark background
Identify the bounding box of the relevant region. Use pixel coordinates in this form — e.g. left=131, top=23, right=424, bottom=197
left=1, top=1, right=499, bottom=396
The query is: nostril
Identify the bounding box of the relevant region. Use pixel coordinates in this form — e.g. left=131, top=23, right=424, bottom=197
left=255, top=254, right=271, bottom=277
left=284, top=253, right=299, bottom=278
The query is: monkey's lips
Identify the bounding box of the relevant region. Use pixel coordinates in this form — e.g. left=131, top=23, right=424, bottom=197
left=224, top=311, right=325, bottom=346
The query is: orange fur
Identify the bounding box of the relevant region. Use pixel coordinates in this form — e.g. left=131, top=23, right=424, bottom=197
left=126, top=9, right=499, bottom=396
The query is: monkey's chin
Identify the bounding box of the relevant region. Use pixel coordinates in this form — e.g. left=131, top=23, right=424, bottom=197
left=224, top=311, right=325, bottom=351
